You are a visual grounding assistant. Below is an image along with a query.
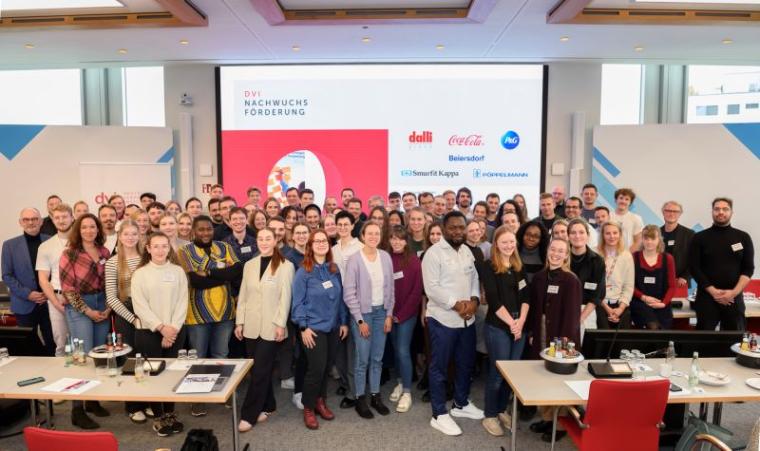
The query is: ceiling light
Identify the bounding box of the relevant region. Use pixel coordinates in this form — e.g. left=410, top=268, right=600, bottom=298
left=634, top=45, right=644, bottom=52
left=722, top=38, right=733, bottom=44
left=1, top=0, right=123, bottom=11
left=180, top=39, right=189, bottom=45
left=117, top=48, right=128, bottom=54
left=24, top=43, right=35, bottom=49
left=559, top=36, right=570, bottom=42
left=361, top=37, right=371, bottom=43
left=435, top=44, right=445, bottom=50
left=292, top=45, right=301, bottom=51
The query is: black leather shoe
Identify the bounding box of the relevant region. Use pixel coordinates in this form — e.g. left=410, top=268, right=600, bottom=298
left=84, top=401, right=110, bottom=417
left=421, top=390, right=431, bottom=403
left=355, top=395, right=374, bottom=419
left=72, top=407, right=100, bottom=429
left=530, top=420, right=553, bottom=433
left=340, top=397, right=356, bottom=409
left=370, top=393, right=390, bottom=416
left=336, top=386, right=347, bottom=396
left=541, top=430, right=567, bottom=443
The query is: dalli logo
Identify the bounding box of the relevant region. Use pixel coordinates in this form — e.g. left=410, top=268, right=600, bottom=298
left=408, top=131, right=433, bottom=144
left=501, top=131, right=520, bottom=150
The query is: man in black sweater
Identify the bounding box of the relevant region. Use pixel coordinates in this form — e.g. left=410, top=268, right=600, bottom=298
left=660, top=201, right=695, bottom=288
left=689, top=198, right=755, bottom=331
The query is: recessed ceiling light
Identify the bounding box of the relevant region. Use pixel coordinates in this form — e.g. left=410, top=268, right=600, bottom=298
left=117, top=48, right=128, bottom=54
left=722, top=38, right=733, bottom=44
left=292, top=45, right=301, bottom=51
left=179, top=39, right=189, bottom=45
left=361, top=37, right=371, bottom=43
left=634, top=45, right=644, bottom=52
left=435, top=44, right=445, bottom=51
left=559, top=36, right=570, bottom=42
left=24, top=43, right=35, bottom=49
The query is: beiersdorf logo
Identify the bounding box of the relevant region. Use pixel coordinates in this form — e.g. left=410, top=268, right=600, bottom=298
left=501, top=131, right=520, bottom=150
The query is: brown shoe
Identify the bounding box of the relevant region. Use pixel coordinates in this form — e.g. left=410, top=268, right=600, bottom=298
left=303, top=408, right=319, bottom=430
left=315, top=397, right=335, bottom=421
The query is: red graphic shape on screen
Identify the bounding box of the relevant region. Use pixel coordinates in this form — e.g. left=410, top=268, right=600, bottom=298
left=221, top=130, right=389, bottom=205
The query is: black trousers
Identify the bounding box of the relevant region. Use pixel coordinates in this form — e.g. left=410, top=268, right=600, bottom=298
left=112, top=299, right=147, bottom=414
left=695, top=294, right=746, bottom=331
left=302, top=329, right=338, bottom=410
left=294, top=328, right=307, bottom=393
left=273, top=322, right=295, bottom=381
left=16, top=303, right=55, bottom=356
left=240, top=337, right=278, bottom=424
left=135, top=327, right=187, bottom=416
left=595, top=304, right=632, bottom=329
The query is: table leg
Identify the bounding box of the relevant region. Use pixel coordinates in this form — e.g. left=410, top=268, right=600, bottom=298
left=30, top=400, right=37, bottom=426
left=231, top=391, right=240, bottom=451
left=712, top=402, right=723, bottom=426
left=510, top=396, right=518, bottom=451
left=698, top=402, right=708, bottom=421
left=46, top=400, right=52, bottom=428
left=551, top=407, right=558, bottom=451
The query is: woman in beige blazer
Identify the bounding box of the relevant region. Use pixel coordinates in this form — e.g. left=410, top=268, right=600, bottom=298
left=234, top=227, right=295, bottom=432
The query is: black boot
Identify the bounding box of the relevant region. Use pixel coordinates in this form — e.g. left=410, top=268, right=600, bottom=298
left=370, top=393, right=390, bottom=416
left=340, top=397, right=356, bottom=409
left=84, top=400, right=110, bottom=417
left=72, top=406, right=100, bottom=429
left=355, top=395, right=374, bottom=419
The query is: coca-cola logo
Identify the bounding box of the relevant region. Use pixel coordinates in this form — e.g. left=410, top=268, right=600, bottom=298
left=448, top=134, right=484, bottom=146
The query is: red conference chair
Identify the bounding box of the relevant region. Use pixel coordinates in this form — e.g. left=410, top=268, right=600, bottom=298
left=674, top=286, right=689, bottom=299
left=745, top=280, right=760, bottom=297
left=23, top=426, right=118, bottom=451
left=558, top=379, right=670, bottom=451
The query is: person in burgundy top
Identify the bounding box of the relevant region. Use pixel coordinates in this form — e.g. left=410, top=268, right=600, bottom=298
left=387, top=225, right=423, bottom=413
left=59, top=213, right=112, bottom=429
left=631, top=225, right=677, bottom=329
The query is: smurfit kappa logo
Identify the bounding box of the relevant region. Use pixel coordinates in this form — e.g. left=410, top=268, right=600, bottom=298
left=501, top=131, right=520, bottom=150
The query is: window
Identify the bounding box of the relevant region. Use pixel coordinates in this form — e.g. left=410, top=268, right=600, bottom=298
left=0, top=69, right=82, bottom=125
left=687, top=65, right=760, bottom=123
left=122, top=66, right=165, bottom=127
left=600, top=64, right=643, bottom=125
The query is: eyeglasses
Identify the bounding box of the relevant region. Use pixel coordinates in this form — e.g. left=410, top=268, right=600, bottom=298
left=21, top=218, right=40, bottom=223
left=663, top=209, right=681, bottom=214
left=313, top=239, right=329, bottom=245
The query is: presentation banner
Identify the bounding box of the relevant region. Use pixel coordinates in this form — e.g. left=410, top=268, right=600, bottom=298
left=593, top=123, right=759, bottom=275
left=80, top=162, right=172, bottom=208
left=219, top=65, right=545, bottom=208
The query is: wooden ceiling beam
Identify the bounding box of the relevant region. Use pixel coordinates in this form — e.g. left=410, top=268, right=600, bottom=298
left=547, top=0, right=593, bottom=24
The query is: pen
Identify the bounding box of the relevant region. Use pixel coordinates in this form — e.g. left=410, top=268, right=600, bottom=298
left=63, top=379, right=87, bottom=392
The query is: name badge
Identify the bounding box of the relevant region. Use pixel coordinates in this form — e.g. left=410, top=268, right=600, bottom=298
left=547, top=285, right=559, bottom=294
left=416, top=250, right=423, bottom=257
left=162, top=272, right=176, bottom=282
left=99, top=258, right=106, bottom=265
left=240, top=246, right=252, bottom=254
left=322, top=280, right=334, bottom=289
left=667, top=240, right=675, bottom=246
left=644, top=277, right=656, bottom=284
left=584, top=282, right=597, bottom=290
left=518, top=279, right=527, bottom=290
left=216, top=262, right=226, bottom=269
left=264, top=276, right=275, bottom=283
left=393, top=271, right=404, bottom=280
left=732, top=243, right=744, bottom=252
left=588, top=218, right=596, bottom=224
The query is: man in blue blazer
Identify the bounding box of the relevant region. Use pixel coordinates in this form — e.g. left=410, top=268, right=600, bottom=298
left=1, top=207, right=54, bottom=355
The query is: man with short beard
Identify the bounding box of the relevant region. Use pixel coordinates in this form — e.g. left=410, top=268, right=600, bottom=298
left=98, top=204, right=118, bottom=253
left=36, top=203, right=74, bottom=356
left=455, top=188, right=473, bottom=219
left=41, top=194, right=62, bottom=236
left=213, top=196, right=238, bottom=241
left=109, top=194, right=126, bottom=221
left=146, top=201, right=166, bottom=233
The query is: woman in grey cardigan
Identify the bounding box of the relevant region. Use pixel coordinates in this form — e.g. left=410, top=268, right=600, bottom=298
left=343, top=222, right=395, bottom=419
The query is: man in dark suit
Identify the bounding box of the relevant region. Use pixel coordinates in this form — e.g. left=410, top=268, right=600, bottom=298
left=1, top=207, right=55, bottom=355
left=660, top=201, right=695, bottom=288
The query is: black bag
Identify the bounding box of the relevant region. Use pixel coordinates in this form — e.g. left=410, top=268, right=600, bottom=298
left=180, top=429, right=219, bottom=451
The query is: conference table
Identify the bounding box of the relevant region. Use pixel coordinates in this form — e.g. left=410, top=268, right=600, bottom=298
left=498, top=357, right=760, bottom=451
left=0, top=356, right=253, bottom=451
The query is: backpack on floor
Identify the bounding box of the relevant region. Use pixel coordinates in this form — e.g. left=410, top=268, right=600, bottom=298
left=180, top=429, right=219, bottom=451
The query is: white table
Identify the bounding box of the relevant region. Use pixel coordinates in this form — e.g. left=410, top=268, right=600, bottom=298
left=0, top=357, right=253, bottom=451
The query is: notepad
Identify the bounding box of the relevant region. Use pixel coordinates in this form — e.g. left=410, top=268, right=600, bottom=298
left=175, top=374, right=219, bottom=394
left=42, top=378, right=101, bottom=395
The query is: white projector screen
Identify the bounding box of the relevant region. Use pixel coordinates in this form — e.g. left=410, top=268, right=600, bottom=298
left=218, top=64, right=546, bottom=209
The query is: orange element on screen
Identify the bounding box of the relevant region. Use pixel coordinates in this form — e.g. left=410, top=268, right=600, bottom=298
left=267, top=166, right=291, bottom=207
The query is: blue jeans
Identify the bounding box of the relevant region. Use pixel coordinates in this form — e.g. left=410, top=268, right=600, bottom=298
left=484, top=323, right=525, bottom=418
left=351, top=306, right=388, bottom=397
left=186, top=320, right=234, bottom=358
left=428, top=318, right=476, bottom=417
left=64, top=292, right=109, bottom=353
left=390, top=316, right=416, bottom=392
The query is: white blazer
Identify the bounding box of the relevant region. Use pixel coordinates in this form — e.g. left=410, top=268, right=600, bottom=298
left=236, top=256, right=294, bottom=341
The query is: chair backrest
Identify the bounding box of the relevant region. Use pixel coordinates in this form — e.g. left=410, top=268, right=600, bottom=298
left=24, top=427, right=118, bottom=451
left=673, top=286, right=688, bottom=299
left=746, top=280, right=760, bottom=298
left=582, top=379, right=670, bottom=451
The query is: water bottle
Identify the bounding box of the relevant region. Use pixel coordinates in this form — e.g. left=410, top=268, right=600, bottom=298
left=106, top=349, right=118, bottom=377
left=134, top=353, right=145, bottom=383
left=688, top=352, right=700, bottom=389
left=64, top=344, right=73, bottom=367
left=666, top=341, right=676, bottom=363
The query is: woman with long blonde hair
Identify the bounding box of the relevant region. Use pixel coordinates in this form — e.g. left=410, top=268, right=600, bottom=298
left=597, top=221, right=634, bottom=329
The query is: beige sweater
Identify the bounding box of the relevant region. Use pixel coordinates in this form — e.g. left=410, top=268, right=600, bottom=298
left=604, top=250, right=635, bottom=306
left=131, top=261, right=189, bottom=332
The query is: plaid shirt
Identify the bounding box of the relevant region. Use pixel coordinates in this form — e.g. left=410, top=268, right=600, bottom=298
left=59, top=246, right=111, bottom=313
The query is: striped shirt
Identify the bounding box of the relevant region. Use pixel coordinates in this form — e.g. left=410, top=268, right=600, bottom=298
left=59, top=246, right=111, bottom=313
left=105, top=255, right=141, bottom=324
left=178, top=241, right=239, bottom=325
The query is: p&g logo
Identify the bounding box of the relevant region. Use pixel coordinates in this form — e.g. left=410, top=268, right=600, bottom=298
left=501, top=131, right=520, bottom=150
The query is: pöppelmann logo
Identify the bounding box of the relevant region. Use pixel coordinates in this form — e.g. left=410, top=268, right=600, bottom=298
left=501, top=131, right=520, bottom=150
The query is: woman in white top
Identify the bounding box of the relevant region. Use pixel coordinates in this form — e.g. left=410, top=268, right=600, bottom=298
left=104, top=220, right=148, bottom=422
left=159, top=213, right=190, bottom=252
left=131, top=232, right=188, bottom=437
left=596, top=221, right=634, bottom=328
left=234, top=227, right=295, bottom=432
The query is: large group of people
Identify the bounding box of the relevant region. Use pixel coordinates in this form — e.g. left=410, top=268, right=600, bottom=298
left=1, top=182, right=755, bottom=441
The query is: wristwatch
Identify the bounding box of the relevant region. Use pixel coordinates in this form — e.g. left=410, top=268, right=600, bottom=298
left=357, top=319, right=365, bottom=325
left=299, top=326, right=307, bottom=332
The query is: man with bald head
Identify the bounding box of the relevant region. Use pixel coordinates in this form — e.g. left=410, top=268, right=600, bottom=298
left=1, top=208, right=55, bottom=355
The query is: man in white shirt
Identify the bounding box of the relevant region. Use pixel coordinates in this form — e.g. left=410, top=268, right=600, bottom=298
left=609, top=188, right=644, bottom=252
left=422, top=211, right=483, bottom=436
left=98, top=204, right=118, bottom=253
left=35, top=203, right=73, bottom=356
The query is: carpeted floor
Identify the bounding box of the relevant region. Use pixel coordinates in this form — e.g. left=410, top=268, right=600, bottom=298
left=1, top=372, right=758, bottom=451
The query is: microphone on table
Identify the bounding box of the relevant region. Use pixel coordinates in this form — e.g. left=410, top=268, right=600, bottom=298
left=588, top=320, right=633, bottom=378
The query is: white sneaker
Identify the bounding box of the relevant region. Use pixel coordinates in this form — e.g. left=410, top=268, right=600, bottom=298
left=397, top=393, right=412, bottom=413
left=389, top=383, right=403, bottom=402
left=281, top=377, right=295, bottom=390
left=430, top=413, right=462, bottom=436
left=292, top=392, right=304, bottom=410
left=450, top=401, right=484, bottom=420
left=144, top=407, right=155, bottom=418
left=129, top=410, right=147, bottom=424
